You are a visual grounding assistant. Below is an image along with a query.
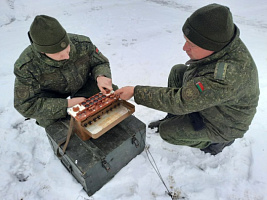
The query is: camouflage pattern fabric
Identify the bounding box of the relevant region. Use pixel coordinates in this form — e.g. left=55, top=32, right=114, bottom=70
left=14, top=33, right=112, bottom=128
left=134, top=27, right=260, bottom=148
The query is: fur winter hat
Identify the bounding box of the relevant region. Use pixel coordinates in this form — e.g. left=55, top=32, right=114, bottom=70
left=29, top=15, right=70, bottom=53
left=182, top=4, right=235, bottom=51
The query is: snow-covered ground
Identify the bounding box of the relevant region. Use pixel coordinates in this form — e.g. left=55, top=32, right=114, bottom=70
left=1, top=0, right=267, bottom=199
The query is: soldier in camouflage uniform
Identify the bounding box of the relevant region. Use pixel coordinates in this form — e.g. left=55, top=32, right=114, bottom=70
left=115, top=4, right=260, bottom=155
left=14, top=15, right=117, bottom=128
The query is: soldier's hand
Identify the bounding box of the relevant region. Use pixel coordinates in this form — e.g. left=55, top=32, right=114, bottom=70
left=68, top=97, right=86, bottom=107
left=97, top=76, right=113, bottom=94
left=114, top=86, right=135, bottom=100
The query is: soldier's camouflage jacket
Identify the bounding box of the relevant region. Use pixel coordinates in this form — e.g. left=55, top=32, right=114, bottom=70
left=14, top=33, right=111, bottom=128
left=134, top=27, right=260, bottom=141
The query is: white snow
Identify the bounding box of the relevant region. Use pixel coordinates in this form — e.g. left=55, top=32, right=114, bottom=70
left=0, top=0, right=267, bottom=199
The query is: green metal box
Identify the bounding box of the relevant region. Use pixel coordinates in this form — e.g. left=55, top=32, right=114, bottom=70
left=45, top=115, right=146, bottom=196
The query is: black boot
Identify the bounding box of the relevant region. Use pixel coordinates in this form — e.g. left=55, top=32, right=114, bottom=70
left=148, top=113, right=176, bottom=133
left=200, top=140, right=235, bottom=155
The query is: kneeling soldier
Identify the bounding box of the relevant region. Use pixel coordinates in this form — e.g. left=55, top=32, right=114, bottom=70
left=115, top=4, right=260, bottom=155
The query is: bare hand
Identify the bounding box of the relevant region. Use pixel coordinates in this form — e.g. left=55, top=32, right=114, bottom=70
left=114, top=86, right=135, bottom=100
left=68, top=97, right=86, bottom=107
left=97, top=76, right=113, bottom=94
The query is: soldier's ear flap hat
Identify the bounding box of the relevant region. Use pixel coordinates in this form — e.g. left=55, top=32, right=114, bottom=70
left=28, top=15, right=70, bottom=54
left=182, top=3, right=235, bottom=52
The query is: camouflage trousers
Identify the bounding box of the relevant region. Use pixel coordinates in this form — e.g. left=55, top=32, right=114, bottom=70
left=158, top=64, right=211, bottom=149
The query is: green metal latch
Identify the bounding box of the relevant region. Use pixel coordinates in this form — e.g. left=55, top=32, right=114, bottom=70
left=132, top=135, right=140, bottom=148
left=101, top=159, right=111, bottom=171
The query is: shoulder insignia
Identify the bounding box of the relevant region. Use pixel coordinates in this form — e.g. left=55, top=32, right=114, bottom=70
left=195, top=81, right=204, bottom=92
left=15, top=85, right=30, bottom=99
left=182, top=82, right=200, bottom=101
left=214, top=62, right=228, bottom=80
left=15, top=47, right=33, bottom=70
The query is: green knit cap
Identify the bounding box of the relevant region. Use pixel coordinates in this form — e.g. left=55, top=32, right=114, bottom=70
left=29, top=15, right=70, bottom=53
left=182, top=4, right=235, bottom=51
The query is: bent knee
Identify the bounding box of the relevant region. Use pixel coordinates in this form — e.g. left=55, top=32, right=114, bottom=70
left=158, top=120, right=176, bottom=142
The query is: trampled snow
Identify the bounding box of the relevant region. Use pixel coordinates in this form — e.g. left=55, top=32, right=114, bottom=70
left=0, top=0, right=267, bottom=199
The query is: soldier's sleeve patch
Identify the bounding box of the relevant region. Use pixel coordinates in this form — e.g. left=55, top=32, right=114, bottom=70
left=182, top=83, right=200, bottom=101
left=196, top=82, right=204, bottom=92
left=214, top=62, right=228, bottom=80
left=15, top=85, right=30, bottom=99
left=95, top=47, right=100, bottom=54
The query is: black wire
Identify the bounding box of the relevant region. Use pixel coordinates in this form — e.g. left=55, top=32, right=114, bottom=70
left=128, top=118, right=174, bottom=199
left=145, top=146, right=173, bottom=198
